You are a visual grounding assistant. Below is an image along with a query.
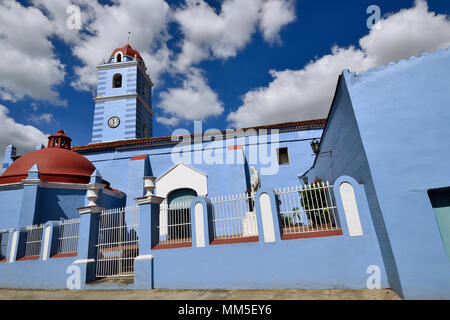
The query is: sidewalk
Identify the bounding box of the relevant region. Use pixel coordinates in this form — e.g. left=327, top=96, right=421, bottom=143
left=0, top=288, right=401, bottom=300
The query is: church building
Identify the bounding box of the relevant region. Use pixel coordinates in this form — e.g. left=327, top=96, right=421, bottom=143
left=0, top=44, right=449, bottom=299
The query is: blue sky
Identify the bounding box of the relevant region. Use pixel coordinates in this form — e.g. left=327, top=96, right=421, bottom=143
left=0, top=0, right=449, bottom=161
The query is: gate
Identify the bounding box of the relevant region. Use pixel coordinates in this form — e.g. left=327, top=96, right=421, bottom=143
left=96, top=206, right=139, bottom=278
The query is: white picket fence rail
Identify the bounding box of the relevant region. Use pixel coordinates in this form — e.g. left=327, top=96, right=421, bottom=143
left=274, top=181, right=340, bottom=235
left=210, top=192, right=258, bottom=240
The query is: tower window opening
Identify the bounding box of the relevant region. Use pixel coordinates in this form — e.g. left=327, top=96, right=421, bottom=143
left=53, top=138, right=59, bottom=146
left=142, top=83, right=146, bottom=96
left=116, top=52, right=122, bottom=63
left=113, top=73, right=122, bottom=88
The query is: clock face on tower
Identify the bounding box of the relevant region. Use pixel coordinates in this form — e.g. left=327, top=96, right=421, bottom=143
left=108, top=116, right=120, bottom=128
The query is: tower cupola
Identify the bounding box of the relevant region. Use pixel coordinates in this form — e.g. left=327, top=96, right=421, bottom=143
left=109, top=44, right=143, bottom=63
left=47, top=130, right=72, bottom=150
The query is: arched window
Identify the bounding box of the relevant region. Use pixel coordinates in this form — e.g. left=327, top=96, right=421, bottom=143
left=112, top=73, right=122, bottom=88
left=166, top=188, right=197, bottom=241
left=115, top=52, right=122, bottom=63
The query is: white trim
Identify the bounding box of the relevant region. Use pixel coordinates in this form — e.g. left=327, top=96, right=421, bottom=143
left=114, top=51, right=123, bottom=63
left=93, top=93, right=153, bottom=115
left=340, top=182, right=364, bottom=236
left=155, top=163, right=208, bottom=199
left=259, top=193, right=275, bottom=243
left=77, top=206, right=105, bottom=215
left=0, top=180, right=124, bottom=198
left=73, top=258, right=95, bottom=264
left=156, top=163, right=207, bottom=181
left=194, top=202, right=205, bottom=247
left=9, top=231, right=18, bottom=263
left=135, top=195, right=164, bottom=205
left=42, top=226, right=51, bottom=261
left=135, top=254, right=154, bottom=261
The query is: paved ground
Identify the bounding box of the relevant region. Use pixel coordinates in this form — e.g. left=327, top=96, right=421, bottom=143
left=0, top=288, right=401, bottom=300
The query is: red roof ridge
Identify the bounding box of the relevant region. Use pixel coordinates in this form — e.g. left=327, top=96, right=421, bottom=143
left=73, top=119, right=327, bottom=152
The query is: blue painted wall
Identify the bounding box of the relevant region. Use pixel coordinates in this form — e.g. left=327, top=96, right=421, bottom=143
left=308, top=48, right=450, bottom=299
left=0, top=257, right=75, bottom=289
left=428, top=187, right=450, bottom=263
left=148, top=186, right=387, bottom=290
left=343, top=49, right=450, bottom=299
left=307, top=76, right=403, bottom=297
left=37, top=188, right=85, bottom=222
left=0, top=188, right=23, bottom=229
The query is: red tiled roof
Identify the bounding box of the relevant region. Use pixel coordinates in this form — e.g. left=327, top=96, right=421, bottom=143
left=72, top=119, right=327, bottom=153
left=111, top=44, right=142, bottom=60
left=0, top=130, right=95, bottom=185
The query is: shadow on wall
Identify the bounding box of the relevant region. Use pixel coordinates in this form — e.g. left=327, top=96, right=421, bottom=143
left=36, top=189, right=86, bottom=223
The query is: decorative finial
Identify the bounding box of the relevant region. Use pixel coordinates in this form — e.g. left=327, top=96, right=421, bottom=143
left=127, top=31, right=131, bottom=44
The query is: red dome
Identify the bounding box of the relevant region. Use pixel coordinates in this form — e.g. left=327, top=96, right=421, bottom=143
left=111, top=44, right=143, bottom=61
left=0, top=130, right=95, bottom=185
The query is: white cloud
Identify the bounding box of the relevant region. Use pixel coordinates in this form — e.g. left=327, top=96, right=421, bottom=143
left=32, top=0, right=173, bottom=91
left=28, top=113, right=55, bottom=125
left=67, top=0, right=172, bottom=90
left=227, top=0, right=450, bottom=128
left=259, top=0, right=296, bottom=44
left=157, top=68, right=224, bottom=125
left=0, top=0, right=66, bottom=105
left=0, top=105, right=49, bottom=166
left=173, top=0, right=296, bottom=71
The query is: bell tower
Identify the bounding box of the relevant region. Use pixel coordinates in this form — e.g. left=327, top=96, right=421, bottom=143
left=91, top=44, right=153, bottom=143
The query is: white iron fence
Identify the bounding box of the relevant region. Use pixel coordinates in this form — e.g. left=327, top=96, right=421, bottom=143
left=0, top=231, right=9, bottom=260
left=96, top=206, right=139, bottom=278
left=24, top=224, right=45, bottom=257
left=275, top=181, right=340, bottom=235
left=158, top=200, right=192, bottom=245
left=210, top=193, right=258, bottom=241
left=57, top=218, right=80, bottom=255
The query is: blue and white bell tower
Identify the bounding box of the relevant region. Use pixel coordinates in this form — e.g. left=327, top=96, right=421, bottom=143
left=91, top=44, right=153, bottom=143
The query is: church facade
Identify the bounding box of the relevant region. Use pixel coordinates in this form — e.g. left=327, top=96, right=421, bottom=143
left=0, top=44, right=449, bottom=299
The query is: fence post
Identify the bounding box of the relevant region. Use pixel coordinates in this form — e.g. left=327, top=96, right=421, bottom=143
left=74, top=205, right=104, bottom=285
left=190, top=197, right=213, bottom=247
left=333, top=176, right=367, bottom=237
left=134, top=194, right=164, bottom=289
left=41, top=221, right=59, bottom=261
left=7, top=228, right=21, bottom=262
left=254, top=188, right=282, bottom=243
